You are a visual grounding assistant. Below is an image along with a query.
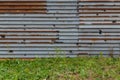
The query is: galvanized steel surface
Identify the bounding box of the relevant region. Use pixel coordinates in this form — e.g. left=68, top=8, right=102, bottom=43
left=0, top=0, right=120, bottom=58
left=79, top=0, right=120, bottom=56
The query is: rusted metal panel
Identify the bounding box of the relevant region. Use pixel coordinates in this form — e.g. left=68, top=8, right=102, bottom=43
left=79, top=0, right=120, bottom=56
left=0, top=0, right=47, bottom=14
left=0, top=0, right=120, bottom=58
left=0, top=0, right=80, bottom=58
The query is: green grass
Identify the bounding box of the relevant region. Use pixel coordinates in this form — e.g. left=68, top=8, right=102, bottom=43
left=0, top=57, right=120, bottom=80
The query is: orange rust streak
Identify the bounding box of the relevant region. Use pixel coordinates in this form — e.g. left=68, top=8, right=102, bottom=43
left=0, top=38, right=59, bottom=40
left=0, top=1, right=47, bottom=14
left=0, top=42, right=54, bottom=44
left=0, top=30, right=59, bottom=33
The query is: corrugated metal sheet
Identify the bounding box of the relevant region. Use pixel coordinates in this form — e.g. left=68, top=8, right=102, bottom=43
left=0, top=0, right=79, bottom=58
left=0, top=0, right=120, bottom=58
left=79, top=0, right=120, bottom=56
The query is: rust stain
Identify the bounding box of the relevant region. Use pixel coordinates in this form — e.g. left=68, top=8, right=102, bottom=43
left=77, top=53, right=89, bottom=56
left=0, top=29, right=59, bottom=44
left=104, top=33, right=109, bottom=36
left=0, top=1, right=47, bottom=14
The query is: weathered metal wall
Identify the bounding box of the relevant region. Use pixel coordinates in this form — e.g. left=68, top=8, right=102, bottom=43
left=79, top=0, right=120, bottom=56
left=0, top=0, right=120, bottom=58
left=0, top=0, right=79, bottom=58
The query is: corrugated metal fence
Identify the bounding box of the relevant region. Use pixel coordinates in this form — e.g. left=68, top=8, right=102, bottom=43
left=79, top=0, right=120, bottom=56
left=0, top=0, right=120, bottom=58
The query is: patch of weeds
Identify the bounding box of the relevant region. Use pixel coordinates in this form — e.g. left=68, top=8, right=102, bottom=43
left=0, top=57, right=120, bottom=80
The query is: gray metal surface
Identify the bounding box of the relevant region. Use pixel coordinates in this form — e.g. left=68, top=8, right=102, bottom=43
left=0, top=0, right=120, bottom=58
left=79, top=0, right=120, bottom=56
left=0, top=0, right=79, bottom=58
